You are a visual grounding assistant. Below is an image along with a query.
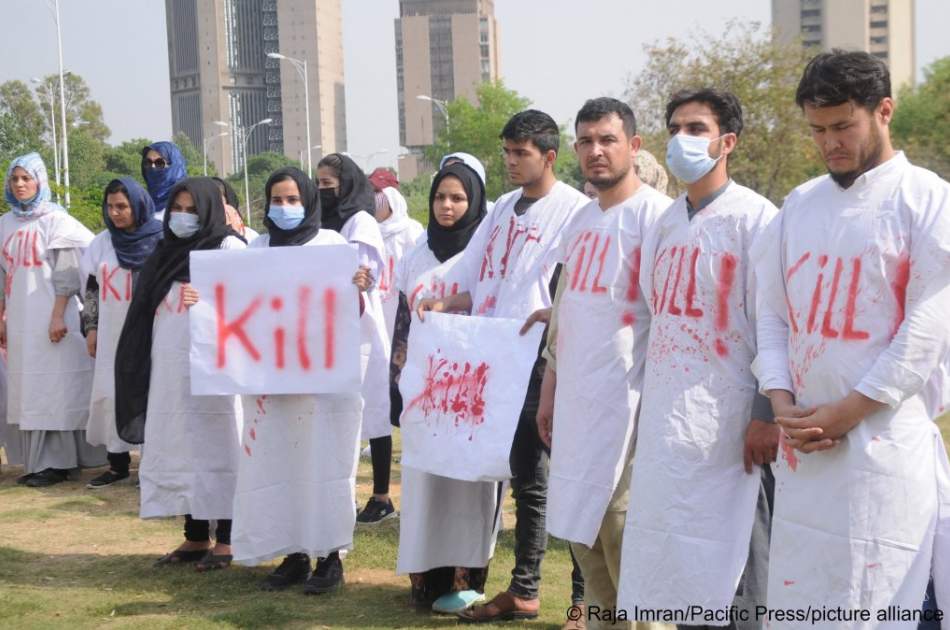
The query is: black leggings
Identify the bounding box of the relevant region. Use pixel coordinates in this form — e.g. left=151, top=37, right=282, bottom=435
left=107, top=451, right=131, bottom=475
left=184, top=515, right=232, bottom=545
left=369, top=435, right=392, bottom=496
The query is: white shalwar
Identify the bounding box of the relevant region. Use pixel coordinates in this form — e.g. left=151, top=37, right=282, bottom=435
left=448, top=181, right=589, bottom=320
left=80, top=232, right=136, bottom=453
left=617, top=183, right=777, bottom=618
left=546, top=186, right=670, bottom=546
left=752, top=153, right=950, bottom=626
left=339, top=211, right=392, bottom=440
left=231, top=231, right=363, bottom=565
left=394, top=237, right=502, bottom=574
left=377, top=186, right=424, bottom=335
left=139, top=235, right=245, bottom=520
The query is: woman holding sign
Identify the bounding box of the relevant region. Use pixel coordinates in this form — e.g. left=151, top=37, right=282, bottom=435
left=391, top=162, right=495, bottom=614
left=115, top=177, right=245, bottom=572
left=316, top=154, right=396, bottom=526
left=231, top=166, right=368, bottom=595
left=81, top=177, right=163, bottom=488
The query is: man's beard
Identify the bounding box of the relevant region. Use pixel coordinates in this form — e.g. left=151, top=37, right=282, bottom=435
left=589, top=163, right=631, bottom=191
left=828, top=124, right=885, bottom=189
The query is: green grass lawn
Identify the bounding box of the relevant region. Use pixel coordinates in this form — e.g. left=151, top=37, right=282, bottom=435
left=0, top=439, right=574, bottom=630
left=2, top=417, right=948, bottom=629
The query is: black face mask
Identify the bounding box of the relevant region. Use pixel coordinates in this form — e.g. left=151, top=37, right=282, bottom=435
left=319, top=188, right=338, bottom=212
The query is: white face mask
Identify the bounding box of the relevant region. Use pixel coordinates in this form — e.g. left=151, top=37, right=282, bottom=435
left=666, top=134, right=725, bottom=184
left=168, top=211, right=200, bottom=238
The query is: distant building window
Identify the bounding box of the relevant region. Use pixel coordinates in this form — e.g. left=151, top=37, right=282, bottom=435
left=870, top=20, right=888, bottom=28
left=870, top=4, right=888, bottom=13
left=872, top=51, right=889, bottom=60
left=803, top=38, right=822, bottom=47
left=870, top=36, right=887, bottom=44
left=801, top=9, right=820, bottom=18
left=803, top=25, right=821, bottom=32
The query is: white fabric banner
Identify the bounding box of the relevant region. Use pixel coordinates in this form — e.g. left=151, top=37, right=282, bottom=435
left=398, top=311, right=543, bottom=482
left=188, top=245, right=361, bottom=395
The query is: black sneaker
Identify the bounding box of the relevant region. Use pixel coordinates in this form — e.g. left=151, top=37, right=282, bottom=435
left=356, top=497, right=396, bottom=525
left=303, top=552, right=343, bottom=595
left=261, top=553, right=310, bottom=591
left=25, top=468, right=69, bottom=487
left=260, top=553, right=311, bottom=591
left=87, top=470, right=130, bottom=489
left=16, top=472, right=35, bottom=485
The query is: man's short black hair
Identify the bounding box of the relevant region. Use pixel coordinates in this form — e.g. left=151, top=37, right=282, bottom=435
left=665, top=88, right=744, bottom=137
left=574, top=97, right=637, bottom=138
left=500, top=109, right=560, bottom=154
left=795, top=49, right=891, bottom=111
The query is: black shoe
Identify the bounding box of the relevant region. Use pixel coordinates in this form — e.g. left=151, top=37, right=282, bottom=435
left=356, top=497, right=396, bottom=525
left=16, top=472, right=36, bottom=485
left=260, top=553, right=311, bottom=591
left=303, top=553, right=344, bottom=595
left=87, top=469, right=130, bottom=489
left=25, top=468, right=69, bottom=488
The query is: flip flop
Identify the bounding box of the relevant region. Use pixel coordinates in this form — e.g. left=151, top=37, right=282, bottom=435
left=154, top=548, right=209, bottom=567
left=195, top=551, right=233, bottom=572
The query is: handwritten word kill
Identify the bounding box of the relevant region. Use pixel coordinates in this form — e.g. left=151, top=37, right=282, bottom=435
left=188, top=245, right=361, bottom=395
left=398, top=312, right=543, bottom=482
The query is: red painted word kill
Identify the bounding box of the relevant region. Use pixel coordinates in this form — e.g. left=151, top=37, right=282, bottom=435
left=100, top=264, right=133, bottom=302
left=2, top=229, right=43, bottom=295
left=785, top=252, right=878, bottom=340
left=214, top=283, right=337, bottom=371
left=405, top=352, right=490, bottom=435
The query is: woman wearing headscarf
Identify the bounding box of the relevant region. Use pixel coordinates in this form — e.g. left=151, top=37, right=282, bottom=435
left=230, top=166, right=367, bottom=595
left=392, top=162, right=495, bottom=614
left=115, top=177, right=245, bottom=571
left=80, top=177, right=163, bottom=488
left=212, top=176, right=259, bottom=242
left=0, top=152, right=103, bottom=487
left=141, top=141, right=188, bottom=218
left=316, top=153, right=395, bottom=528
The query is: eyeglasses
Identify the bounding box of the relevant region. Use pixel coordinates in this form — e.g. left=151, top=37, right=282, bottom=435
left=143, top=158, right=169, bottom=170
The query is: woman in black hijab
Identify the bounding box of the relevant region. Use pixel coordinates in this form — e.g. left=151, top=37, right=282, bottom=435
left=317, top=153, right=398, bottom=529
left=115, top=177, right=245, bottom=572
left=388, top=162, right=491, bottom=612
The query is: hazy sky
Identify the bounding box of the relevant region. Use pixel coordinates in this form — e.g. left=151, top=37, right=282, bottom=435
left=2, top=0, right=948, bottom=171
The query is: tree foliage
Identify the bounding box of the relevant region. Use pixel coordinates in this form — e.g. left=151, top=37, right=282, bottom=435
left=624, top=21, right=823, bottom=204
left=891, top=57, right=950, bottom=179
left=225, top=151, right=297, bottom=230
left=34, top=73, right=111, bottom=143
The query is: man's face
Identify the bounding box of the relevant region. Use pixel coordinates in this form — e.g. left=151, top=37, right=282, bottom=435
left=574, top=113, right=639, bottom=190
left=804, top=99, right=892, bottom=188
left=667, top=101, right=731, bottom=157
left=502, top=138, right=550, bottom=188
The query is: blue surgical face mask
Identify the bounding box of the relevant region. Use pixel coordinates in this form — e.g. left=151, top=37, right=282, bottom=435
left=268, top=204, right=306, bottom=230
left=168, top=211, right=200, bottom=238
left=666, top=134, right=725, bottom=184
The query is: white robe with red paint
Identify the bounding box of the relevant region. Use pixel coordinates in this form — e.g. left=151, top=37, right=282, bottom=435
left=378, top=187, right=424, bottom=335
left=80, top=232, right=136, bottom=452
left=394, top=238, right=502, bottom=574
left=448, top=181, right=589, bottom=319
left=340, top=212, right=392, bottom=440
left=139, top=236, right=245, bottom=520
left=617, top=183, right=777, bottom=617
left=0, top=211, right=93, bottom=431
left=547, top=186, right=670, bottom=546
left=753, top=153, right=950, bottom=623
left=231, top=230, right=364, bottom=565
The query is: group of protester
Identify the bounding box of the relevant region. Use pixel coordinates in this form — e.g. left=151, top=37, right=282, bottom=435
left=1, top=49, right=948, bottom=630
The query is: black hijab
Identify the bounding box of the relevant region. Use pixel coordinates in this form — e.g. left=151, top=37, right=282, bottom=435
left=114, top=177, right=237, bottom=444
left=263, top=167, right=321, bottom=247
left=427, top=163, right=487, bottom=263
left=318, top=153, right=375, bottom=233
left=211, top=176, right=240, bottom=208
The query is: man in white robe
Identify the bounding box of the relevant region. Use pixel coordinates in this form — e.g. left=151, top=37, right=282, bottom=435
left=617, top=88, right=779, bottom=629
left=418, top=109, right=589, bottom=621
left=753, top=50, right=950, bottom=626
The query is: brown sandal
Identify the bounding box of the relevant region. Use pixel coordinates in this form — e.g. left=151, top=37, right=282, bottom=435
left=153, top=548, right=208, bottom=567
left=457, top=591, right=540, bottom=623
left=195, top=551, right=233, bottom=572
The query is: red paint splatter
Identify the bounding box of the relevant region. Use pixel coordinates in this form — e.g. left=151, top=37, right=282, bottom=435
left=579, top=234, right=600, bottom=292
left=714, top=338, right=728, bottom=357
left=406, top=352, right=490, bottom=432
left=622, top=311, right=635, bottom=326
left=820, top=257, right=844, bottom=339
left=783, top=580, right=796, bottom=587
left=890, top=252, right=910, bottom=337
left=271, top=297, right=283, bottom=311
left=320, top=287, right=333, bottom=369
left=479, top=224, right=502, bottom=281
left=684, top=247, right=704, bottom=317
left=715, top=253, right=737, bottom=331
left=806, top=256, right=828, bottom=333
left=249, top=427, right=257, bottom=440
left=570, top=233, right=592, bottom=290
left=842, top=257, right=870, bottom=340
left=256, top=396, right=268, bottom=415
left=215, top=283, right=262, bottom=368
left=476, top=294, right=496, bottom=315
left=786, top=251, right=811, bottom=282
left=625, top=247, right=642, bottom=302
left=244, top=444, right=252, bottom=456
left=866, top=563, right=880, bottom=569
left=780, top=433, right=799, bottom=472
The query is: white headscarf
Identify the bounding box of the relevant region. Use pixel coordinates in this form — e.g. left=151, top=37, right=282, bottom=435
left=439, top=152, right=487, bottom=187
left=376, top=186, right=412, bottom=238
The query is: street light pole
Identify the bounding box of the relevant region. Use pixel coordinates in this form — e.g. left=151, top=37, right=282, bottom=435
left=31, top=78, right=60, bottom=196
left=299, top=144, right=321, bottom=170
left=52, top=0, right=70, bottom=208
left=242, top=117, right=273, bottom=225
left=417, top=94, right=450, bottom=144
left=267, top=52, right=312, bottom=176
left=202, top=121, right=230, bottom=176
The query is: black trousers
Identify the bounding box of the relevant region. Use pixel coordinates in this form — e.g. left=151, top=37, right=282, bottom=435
left=184, top=515, right=232, bottom=545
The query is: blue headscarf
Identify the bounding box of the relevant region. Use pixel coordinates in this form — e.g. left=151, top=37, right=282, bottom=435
left=141, top=141, right=187, bottom=212
left=4, top=152, right=64, bottom=218
left=103, top=177, right=164, bottom=270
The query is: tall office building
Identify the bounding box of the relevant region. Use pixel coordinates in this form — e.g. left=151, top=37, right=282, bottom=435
left=395, top=0, right=500, bottom=180
left=772, top=0, right=915, bottom=90
left=165, top=0, right=345, bottom=176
